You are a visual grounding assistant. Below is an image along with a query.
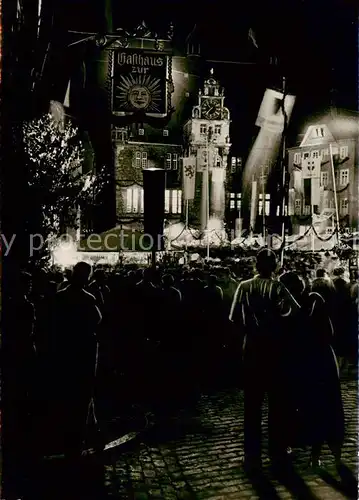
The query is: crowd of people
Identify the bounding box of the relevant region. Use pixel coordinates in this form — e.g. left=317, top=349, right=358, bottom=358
left=6, top=249, right=358, bottom=494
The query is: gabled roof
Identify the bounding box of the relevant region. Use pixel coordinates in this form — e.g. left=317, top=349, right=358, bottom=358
left=291, top=108, right=359, bottom=149
left=299, top=124, right=335, bottom=147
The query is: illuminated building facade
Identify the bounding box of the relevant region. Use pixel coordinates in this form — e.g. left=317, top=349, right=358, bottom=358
left=287, top=116, right=359, bottom=235
left=111, top=23, right=202, bottom=227
left=183, top=71, right=231, bottom=228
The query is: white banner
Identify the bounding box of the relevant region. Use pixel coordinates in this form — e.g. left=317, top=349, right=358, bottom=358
left=311, top=177, right=321, bottom=206
left=183, top=157, right=196, bottom=200
left=302, top=157, right=321, bottom=179
left=197, top=149, right=208, bottom=173
left=288, top=188, right=295, bottom=216
left=293, top=169, right=303, bottom=194
left=256, top=88, right=296, bottom=133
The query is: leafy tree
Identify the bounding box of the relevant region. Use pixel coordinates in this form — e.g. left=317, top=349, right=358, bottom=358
left=23, top=112, right=108, bottom=263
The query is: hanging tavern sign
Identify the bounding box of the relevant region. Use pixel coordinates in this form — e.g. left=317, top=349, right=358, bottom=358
left=113, top=50, right=168, bottom=117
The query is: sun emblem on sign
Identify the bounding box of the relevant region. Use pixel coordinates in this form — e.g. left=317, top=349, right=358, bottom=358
left=116, top=74, right=162, bottom=112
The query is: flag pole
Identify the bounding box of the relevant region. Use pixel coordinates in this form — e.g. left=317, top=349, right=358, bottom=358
left=280, top=75, right=287, bottom=266
left=262, top=164, right=265, bottom=242
left=329, top=143, right=340, bottom=245
left=185, top=198, right=189, bottom=259
left=206, top=131, right=210, bottom=260
left=311, top=181, right=315, bottom=252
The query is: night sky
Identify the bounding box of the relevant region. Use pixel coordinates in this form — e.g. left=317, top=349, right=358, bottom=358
left=64, top=0, right=358, bottom=152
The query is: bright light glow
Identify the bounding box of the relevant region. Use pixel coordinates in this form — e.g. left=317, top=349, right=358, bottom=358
left=243, top=128, right=281, bottom=193
left=50, top=238, right=79, bottom=268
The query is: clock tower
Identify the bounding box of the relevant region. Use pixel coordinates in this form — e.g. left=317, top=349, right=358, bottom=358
left=183, top=69, right=231, bottom=229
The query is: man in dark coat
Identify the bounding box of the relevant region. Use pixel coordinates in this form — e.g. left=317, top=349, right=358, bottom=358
left=50, top=262, right=102, bottom=458
left=331, top=267, right=352, bottom=372
left=230, top=249, right=300, bottom=471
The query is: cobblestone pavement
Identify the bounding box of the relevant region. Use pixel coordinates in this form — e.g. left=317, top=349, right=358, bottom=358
left=104, top=378, right=358, bottom=500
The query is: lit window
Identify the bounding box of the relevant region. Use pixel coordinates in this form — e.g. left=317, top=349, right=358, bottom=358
left=200, top=124, right=207, bottom=134
left=295, top=199, right=301, bottom=215
left=132, top=188, right=139, bottom=213
left=139, top=128, right=144, bottom=136
left=163, top=130, right=169, bottom=137
left=165, top=190, right=170, bottom=213
left=170, top=190, right=182, bottom=214
left=259, top=194, right=263, bottom=215
left=126, top=189, right=132, bottom=213
left=265, top=194, right=270, bottom=215
left=166, top=153, right=172, bottom=169
left=339, top=146, right=348, bottom=159
left=141, top=152, right=147, bottom=169
left=294, top=152, right=301, bottom=164
left=215, top=125, right=221, bottom=134
left=231, top=157, right=236, bottom=173
left=339, top=169, right=349, bottom=185
left=340, top=198, right=349, bottom=216
left=177, top=190, right=182, bottom=213
left=230, top=193, right=241, bottom=211
left=172, top=191, right=178, bottom=214
left=258, top=194, right=270, bottom=215
left=311, top=150, right=320, bottom=159
left=172, top=153, right=178, bottom=170
left=126, top=187, right=141, bottom=213
left=320, top=171, right=329, bottom=187
left=135, top=151, right=141, bottom=169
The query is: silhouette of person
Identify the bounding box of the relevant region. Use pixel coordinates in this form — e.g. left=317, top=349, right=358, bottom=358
left=230, top=249, right=300, bottom=471
left=50, top=262, right=102, bottom=459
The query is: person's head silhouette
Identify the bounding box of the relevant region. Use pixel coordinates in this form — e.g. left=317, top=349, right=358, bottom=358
left=256, top=249, right=277, bottom=278
left=162, top=274, right=174, bottom=287
left=71, top=262, right=92, bottom=288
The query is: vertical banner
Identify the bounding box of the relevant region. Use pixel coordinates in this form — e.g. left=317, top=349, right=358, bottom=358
left=293, top=169, right=303, bottom=194
left=197, top=148, right=208, bottom=172
left=201, top=167, right=209, bottom=230
left=255, top=88, right=296, bottom=133
left=304, top=179, right=311, bottom=207
left=250, top=180, right=258, bottom=233
left=183, top=157, right=196, bottom=200
left=288, top=188, right=295, bottom=216
left=143, top=168, right=166, bottom=251
left=113, top=50, right=168, bottom=116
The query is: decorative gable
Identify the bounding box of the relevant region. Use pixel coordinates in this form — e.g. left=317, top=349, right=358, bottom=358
left=300, top=124, right=335, bottom=147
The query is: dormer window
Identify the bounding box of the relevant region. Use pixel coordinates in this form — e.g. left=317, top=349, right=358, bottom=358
left=315, top=127, right=324, bottom=138
left=204, top=87, right=209, bottom=96
left=214, top=88, right=219, bottom=96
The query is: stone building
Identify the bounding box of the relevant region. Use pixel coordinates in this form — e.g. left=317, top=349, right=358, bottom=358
left=111, top=23, right=235, bottom=231
left=287, top=112, right=359, bottom=236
